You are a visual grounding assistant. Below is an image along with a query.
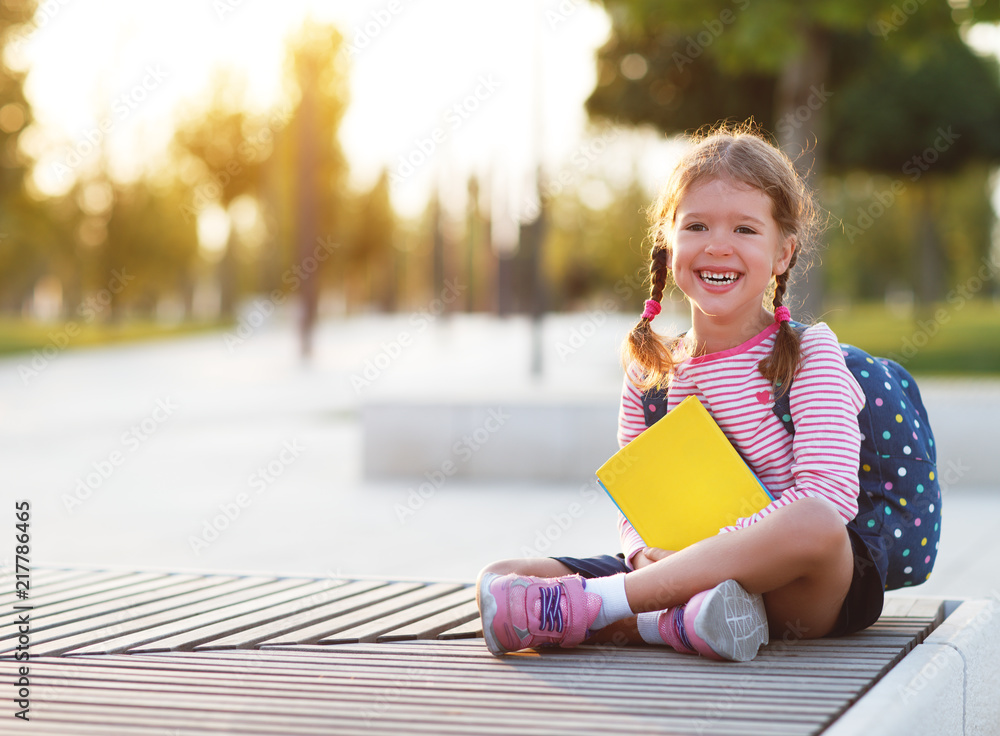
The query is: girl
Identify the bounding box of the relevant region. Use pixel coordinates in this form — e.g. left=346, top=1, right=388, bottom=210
left=476, top=123, right=887, bottom=662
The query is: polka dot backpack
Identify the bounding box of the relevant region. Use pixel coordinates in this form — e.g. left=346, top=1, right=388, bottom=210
left=769, top=324, right=941, bottom=590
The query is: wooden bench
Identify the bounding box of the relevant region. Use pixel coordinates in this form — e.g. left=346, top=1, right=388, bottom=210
left=0, top=566, right=951, bottom=735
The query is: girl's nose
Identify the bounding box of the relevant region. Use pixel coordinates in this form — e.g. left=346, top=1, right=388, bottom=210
left=704, top=238, right=734, bottom=256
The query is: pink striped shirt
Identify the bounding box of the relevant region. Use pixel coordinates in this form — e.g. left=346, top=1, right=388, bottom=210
left=617, top=322, right=866, bottom=567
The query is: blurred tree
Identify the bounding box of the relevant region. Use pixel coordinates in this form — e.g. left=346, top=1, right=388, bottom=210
left=543, top=172, right=649, bottom=310
left=172, top=71, right=273, bottom=318
left=101, top=178, right=200, bottom=319
left=282, top=20, right=349, bottom=357
left=464, top=175, right=494, bottom=312
left=823, top=33, right=1000, bottom=306
left=350, top=169, right=396, bottom=311
left=586, top=1, right=1000, bottom=311
left=0, top=0, right=53, bottom=313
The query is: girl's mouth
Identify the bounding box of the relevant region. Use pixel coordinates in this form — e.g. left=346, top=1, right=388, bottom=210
left=698, top=270, right=741, bottom=285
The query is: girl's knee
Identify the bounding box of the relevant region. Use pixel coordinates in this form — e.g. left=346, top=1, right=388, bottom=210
left=784, top=498, right=850, bottom=563
left=479, top=559, right=521, bottom=577
left=477, top=557, right=572, bottom=580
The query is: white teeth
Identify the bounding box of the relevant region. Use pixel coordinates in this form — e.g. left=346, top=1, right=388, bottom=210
left=699, top=271, right=739, bottom=285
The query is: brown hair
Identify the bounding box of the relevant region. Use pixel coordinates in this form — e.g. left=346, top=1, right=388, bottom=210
left=623, top=121, right=819, bottom=393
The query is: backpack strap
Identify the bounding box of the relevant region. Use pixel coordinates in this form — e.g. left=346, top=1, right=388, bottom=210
left=642, top=384, right=668, bottom=428
left=770, top=321, right=808, bottom=436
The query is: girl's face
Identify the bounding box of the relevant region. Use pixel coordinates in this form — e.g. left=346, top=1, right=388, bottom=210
left=670, top=177, right=795, bottom=334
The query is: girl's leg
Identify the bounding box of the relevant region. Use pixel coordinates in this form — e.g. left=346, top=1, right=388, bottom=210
left=478, top=558, right=646, bottom=644
left=477, top=497, right=853, bottom=656
left=478, top=558, right=574, bottom=578
left=624, top=497, right=854, bottom=639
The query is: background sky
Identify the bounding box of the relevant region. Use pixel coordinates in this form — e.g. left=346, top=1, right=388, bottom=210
left=12, top=2, right=1000, bottom=220
left=14, top=0, right=687, bottom=222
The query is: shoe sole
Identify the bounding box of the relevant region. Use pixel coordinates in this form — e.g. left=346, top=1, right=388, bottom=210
left=478, top=572, right=506, bottom=656
left=692, top=579, right=769, bottom=662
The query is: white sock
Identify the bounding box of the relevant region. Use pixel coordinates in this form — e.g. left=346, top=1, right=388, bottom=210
left=584, top=574, right=634, bottom=630
left=636, top=611, right=666, bottom=645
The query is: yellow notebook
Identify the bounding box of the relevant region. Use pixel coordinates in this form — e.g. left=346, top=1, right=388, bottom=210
left=596, top=395, right=774, bottom=551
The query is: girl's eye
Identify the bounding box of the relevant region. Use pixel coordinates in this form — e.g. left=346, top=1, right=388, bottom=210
left=686, top=223, right=707, bottom=231
left=735, top=226, right=757, bottom=234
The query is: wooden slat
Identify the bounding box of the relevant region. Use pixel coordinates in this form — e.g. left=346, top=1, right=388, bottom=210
left=0, top=569, right=143, bottom=611
left=125, top=579, right=351, bottom=652
left=24, top=657, right=851, bottom=711
left=3, top=574, right=222, bottom=636
left=0, top=573, right=198, bottom=637
left=257, top=583, right=457, bottom=646
left=16, top=643, right=897, bottom=735
left=76, top=649, right=871, bottom=695
left=195, top=580, right=393, bottom=649
left=0, top=566, right=86, bottom=598
left=16, top=576, right=274, bottom=656
left=18, top=652, right=841, bottom=736
left=65, top=578, right=317, bottom=654
left=330, top=587, right=476, bottom=643
left=438, top=615, right=484, bottom=639
left=377, top=597, right=480, bottom=641
left=0, top=575, right=246, bottom=655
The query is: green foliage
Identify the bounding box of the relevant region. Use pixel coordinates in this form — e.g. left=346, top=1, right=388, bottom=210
left=825, top=34, right=1000, bottom=173
left=824, top=301, right=1000, bottom=375
left=0, top=318, right=225, bottom=356
left=543, top=173, right=650, bottom=309
left=823, top=163, right=996, bottom=302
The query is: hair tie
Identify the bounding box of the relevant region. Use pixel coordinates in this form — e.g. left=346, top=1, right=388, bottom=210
left=774, top=306, right=791, bottom=324
left=641, top=299, right=662, bottom=321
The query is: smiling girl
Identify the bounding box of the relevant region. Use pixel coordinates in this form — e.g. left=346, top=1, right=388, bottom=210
left=475, top=123, right=886, bottom=661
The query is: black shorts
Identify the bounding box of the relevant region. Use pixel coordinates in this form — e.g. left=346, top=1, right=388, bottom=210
left=552, top=519, right=887, bottom=639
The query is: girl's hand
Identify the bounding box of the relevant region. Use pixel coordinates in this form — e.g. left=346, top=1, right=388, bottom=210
left=632, top=547, right=675, bottom=570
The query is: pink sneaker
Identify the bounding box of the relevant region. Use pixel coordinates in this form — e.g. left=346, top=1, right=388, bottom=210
left=477, top=572, right=602, bottom=656
left=660, top=579, right=769, bottom=662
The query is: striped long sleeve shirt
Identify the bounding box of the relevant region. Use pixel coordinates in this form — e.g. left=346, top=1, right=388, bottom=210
left=617, top=322, right=866, bottom=567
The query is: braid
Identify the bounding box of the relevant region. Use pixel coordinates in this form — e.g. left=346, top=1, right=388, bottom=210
left=648, top=245, right=669, bottom=307
left=759, top=260, right=802, bottom=396
left=771, top=247, right=798, bottom=310
left=622, top=241, right=683, bottom=391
